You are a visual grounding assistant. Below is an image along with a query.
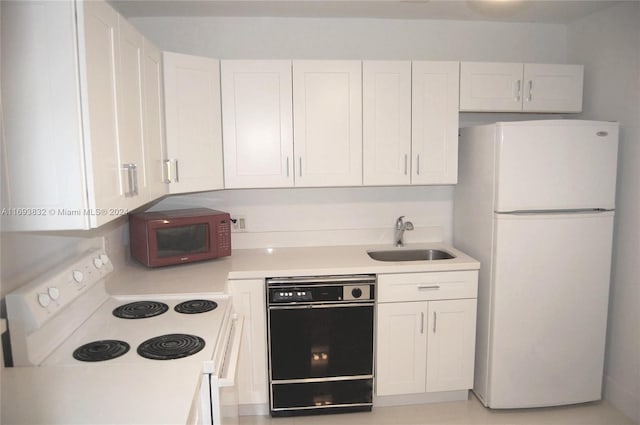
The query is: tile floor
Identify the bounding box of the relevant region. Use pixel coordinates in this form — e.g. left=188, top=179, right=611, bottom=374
left=239, top=394, right=635, bottom=425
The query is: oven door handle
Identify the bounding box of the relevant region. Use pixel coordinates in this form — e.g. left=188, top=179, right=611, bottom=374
left=219, top=314, right=244, bottom=388
left=269, top=302, right=374, bottom=310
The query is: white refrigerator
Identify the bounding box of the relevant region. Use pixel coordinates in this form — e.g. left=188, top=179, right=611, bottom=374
left=454, top=120, right=619, bottom=408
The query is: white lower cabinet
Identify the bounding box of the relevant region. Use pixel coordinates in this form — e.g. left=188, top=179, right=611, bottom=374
left=226, top=279, right=269, bottom=413
left=375, top=272, right=478, bottom=397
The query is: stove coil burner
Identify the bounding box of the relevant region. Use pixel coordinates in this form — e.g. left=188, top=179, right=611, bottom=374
left=137, top=334, right=206, bottom=360
left=112, top=301, right=169, bottom=319
left=73, top=340, right=130, bottom=362
left=174, top=299, right=218, bottom=314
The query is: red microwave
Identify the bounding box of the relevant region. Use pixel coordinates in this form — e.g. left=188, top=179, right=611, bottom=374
left=129, top=208, right=231, bottom=267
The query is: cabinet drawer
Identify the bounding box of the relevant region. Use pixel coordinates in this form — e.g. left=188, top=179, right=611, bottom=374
left=377, top=271, right=478, bottom=303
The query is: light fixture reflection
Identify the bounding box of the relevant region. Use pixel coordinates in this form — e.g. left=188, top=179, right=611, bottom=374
left=467, top=0, right=529, bottom=18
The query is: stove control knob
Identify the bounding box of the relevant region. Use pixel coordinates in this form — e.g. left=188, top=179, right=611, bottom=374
left=99, top=253, right=110, bottom=265
left=37, top=293, right=51, bottom=308
left=351, top=288, right=363, bottom=299
left=72, top=270, right=84, bottom=284
left=48, top=287, right=60, bottom=300
left=93, top=257, right=103, bottom=269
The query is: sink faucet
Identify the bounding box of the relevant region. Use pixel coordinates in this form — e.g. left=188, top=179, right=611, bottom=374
left=394, top=216, right=414, bottom=247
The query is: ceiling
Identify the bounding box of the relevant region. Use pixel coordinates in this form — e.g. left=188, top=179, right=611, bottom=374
left=109, top=0, right=623, bottom=23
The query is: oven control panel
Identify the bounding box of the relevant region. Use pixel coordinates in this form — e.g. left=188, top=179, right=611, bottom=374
left=5, top=249, right=113, bottom=331
left=267, top=275, right=376, bottom=305
left=343, top=284, right=372, bottom=301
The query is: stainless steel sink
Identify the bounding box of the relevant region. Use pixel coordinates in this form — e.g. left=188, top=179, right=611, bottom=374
left=367, top=249, right=455, bottom=262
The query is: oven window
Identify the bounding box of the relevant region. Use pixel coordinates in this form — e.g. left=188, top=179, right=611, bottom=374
left=269, top=304, right=374, bottom=380
left=156, top=224, right=209, bottom=257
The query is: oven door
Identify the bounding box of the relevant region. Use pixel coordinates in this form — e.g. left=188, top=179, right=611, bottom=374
left=268, top=303, right=374, bottom=380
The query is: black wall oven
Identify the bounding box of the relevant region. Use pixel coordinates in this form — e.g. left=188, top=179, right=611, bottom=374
left=266, top=275, right=376, bottom=416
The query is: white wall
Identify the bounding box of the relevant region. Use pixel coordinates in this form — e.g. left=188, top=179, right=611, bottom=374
left=131, top=16, right=567, bottom=62
left=133, top=15, right=570, bottom=248
left=151, top=186, right=453, bottom=248
left=568, top=3, right=640, bottom=423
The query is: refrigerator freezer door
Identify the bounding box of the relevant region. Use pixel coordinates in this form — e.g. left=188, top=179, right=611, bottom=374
left=487, top=211, right=614, bottom=408
left=495, top=121, right=618, bottom=212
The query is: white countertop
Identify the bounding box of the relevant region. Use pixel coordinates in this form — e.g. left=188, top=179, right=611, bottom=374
left=2, top=242, right=478, bottom=425
left=107, top=242, right=480, bottom=296
left=1, top=363, right=202, bottom=425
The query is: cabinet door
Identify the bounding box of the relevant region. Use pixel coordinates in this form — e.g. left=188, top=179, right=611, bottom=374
left=163, top=52, right=224, bottom=193
left=459, top=62, right=523, bottom=112
left=221, top=60, right=294, bottom=188
left=227, top=279, right=269, bottom=409
left=292, top=60, right=362, bottom=187
left=376, top=302, right=427, bottom=396
left=363, top=61, right=412, bottom=185
left=79, top=0, right=127, bottom=227
left=1, top=0, right=88, bottom=231
left=425, top=299, right=477, bottom=392
left=522, top=64, right=583, bottom=113
left=141, top=38, right=168, bottom=200
left=117, top=17, right=149, bottom=208
left=411, top=61, right=460, bottom=185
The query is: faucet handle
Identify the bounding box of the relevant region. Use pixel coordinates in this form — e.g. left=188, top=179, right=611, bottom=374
left=405, top=221, right=414, bottom=231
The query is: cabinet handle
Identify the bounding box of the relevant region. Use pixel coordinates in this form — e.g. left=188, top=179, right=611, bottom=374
left=163, top=159, right=172, bottom=184
left=404, top=154, right=408, bottom=175
left=286, top=157, right=290, bottom=177
left=132, top=163, right=138, bottom=196
left=527, top=80, right=533, bottom=102
left=122, top=163, right=137, bottom=197
left=416, top=155, right=420, bottom=176
left=420, top=312, right=425, bottom=334
left=433, top=312, right=437, bottom=333
left=514, top=79, right=522, bottom=102
left=174, top=159, right=180, bottom=183
left=299, top=157, right=302, bottom=177
left=417, top=285, right=440, bottom=290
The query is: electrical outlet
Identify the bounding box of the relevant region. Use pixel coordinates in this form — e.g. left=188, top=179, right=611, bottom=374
left=231, top=215, right=247, bottom=232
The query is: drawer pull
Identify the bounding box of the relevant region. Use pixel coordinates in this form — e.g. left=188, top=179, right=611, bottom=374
left=417, top=285, right=440, bottom=290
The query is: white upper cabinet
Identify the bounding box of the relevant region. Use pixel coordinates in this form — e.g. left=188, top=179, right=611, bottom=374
left=1, top=0, right=127, bottom=230
left=459, top=62, right=523, bottom=112
left=221, top=60, right=294, bottom=188
left=522, top=63, right=584, bottom=112
left=141, top=39, right=169, bottom=200
left=1, top=0, right=164, bottom=230
left=76, top=0, right=126, bottom=227
left=163, top=52, right=224, bottom=194
left=292, top=60, right=363, bottom=187
left=460, top=62, right=584, bottom=113
left=412, top=61, right=460, bottom=185
left=116, top=17, right=149, bottom=209
left=362, top=61, right=412, bottom=186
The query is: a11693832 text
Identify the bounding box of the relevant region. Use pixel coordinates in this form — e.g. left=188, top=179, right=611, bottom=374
left=1, top=208, right=129, bottom=217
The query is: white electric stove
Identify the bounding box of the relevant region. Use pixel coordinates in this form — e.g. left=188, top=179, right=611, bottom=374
left=5, top=249, right=242, bottom=425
